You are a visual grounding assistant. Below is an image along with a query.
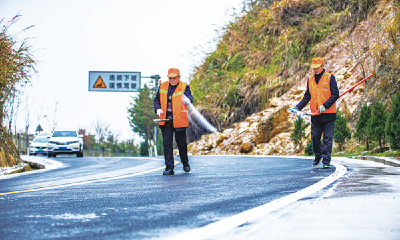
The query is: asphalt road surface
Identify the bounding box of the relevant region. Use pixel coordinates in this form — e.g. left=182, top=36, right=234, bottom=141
left=0, top=156, right=335, bottom=239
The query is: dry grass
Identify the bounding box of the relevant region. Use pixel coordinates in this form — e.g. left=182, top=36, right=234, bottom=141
left=0, top=130, right=20, bottom=167
left=10, top=164, right=31, bottom=174
left=1, top=15, right=35, bottom=167
left=187, top=0, right=383, bottom=142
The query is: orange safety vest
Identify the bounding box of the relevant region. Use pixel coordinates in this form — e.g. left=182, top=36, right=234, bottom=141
left=308, top=71, right=337, bottom=114
left=159, top=81, right=189, bottom=128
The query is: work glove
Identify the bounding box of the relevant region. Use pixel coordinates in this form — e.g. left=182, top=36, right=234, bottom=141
left=319, top=105, right=326, bottom=113
left=156, top=109, right=163, bottom=117
left=182, top=95, right=191, bottom=105
left=288, top=106, right=299, bottom=114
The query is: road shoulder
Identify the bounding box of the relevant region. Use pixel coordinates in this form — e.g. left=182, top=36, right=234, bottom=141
left=21, top=155, right=63, bottom=170
left=0, top=155, right=63, bottom=179
left=216, top=156, right=400, bottom=240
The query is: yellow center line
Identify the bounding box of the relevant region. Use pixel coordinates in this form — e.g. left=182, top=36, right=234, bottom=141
left=1, top=159, right=178, bottom=196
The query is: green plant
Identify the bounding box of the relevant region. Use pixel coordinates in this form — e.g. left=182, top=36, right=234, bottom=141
left=140, top=141, right=149, bottom=156
left=355, top=104, right=372, bottom=150
left=386, top=94, right=400, bottom=150
left=334, top=109, right=351, bottom=151
left=305, top=140, right=314, bottom=155
left=291, top=115, right=310, bottom=151
left=225, top=84, right=242, bottom=107
left=127, top=85, right=157, bottom=153
left=367, top=101, right=388, bottom=152
left=156, top=133, right=164, bottom=155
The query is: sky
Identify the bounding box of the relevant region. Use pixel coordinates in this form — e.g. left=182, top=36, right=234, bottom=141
left=0, top=0, right=244, bottom=144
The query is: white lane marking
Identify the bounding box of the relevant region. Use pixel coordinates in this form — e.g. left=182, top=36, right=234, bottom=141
left=0, top=158, right=174, bottom=196
left=167, top=161, right=347, bottom=240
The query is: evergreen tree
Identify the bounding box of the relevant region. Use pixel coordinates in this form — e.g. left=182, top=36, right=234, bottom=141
left=355, top=104, right=372, bottom=150
left=367, top=101, right=387, bottom=152
left=156, top=133, right=164, bottom=155
left=140, top=141, right=149, bottom=156
left=127, top=85, right=157, bottom=155
left=291, top=115, right=310, bottom=151
left=305, top=140, right=314, bottom=155
left=334, top=109, right=351, bottom=151
left=386, top=94, right=400, bottom=150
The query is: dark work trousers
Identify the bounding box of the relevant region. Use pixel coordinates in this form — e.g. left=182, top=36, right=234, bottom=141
left=311, top=121, right=335, bottom=164
left=160, top=120, right=189, bottom=169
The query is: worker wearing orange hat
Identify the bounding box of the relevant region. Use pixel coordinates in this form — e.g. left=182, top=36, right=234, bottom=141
left=289, top=57, right=339, bottom=168
left=153, top=68, right=193, bottom=175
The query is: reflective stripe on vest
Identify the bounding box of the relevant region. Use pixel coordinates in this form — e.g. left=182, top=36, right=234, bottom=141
left=308, top=72, right=336, bottom=114
left=159, top=81, right=189, bottom=128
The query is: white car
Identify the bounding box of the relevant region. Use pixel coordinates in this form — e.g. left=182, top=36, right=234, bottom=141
left=29, top=134, right=50, bottom=155
left=47, top=129, right=84, bottom=157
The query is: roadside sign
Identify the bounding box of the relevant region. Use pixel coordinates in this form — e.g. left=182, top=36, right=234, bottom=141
left=93, top=76, right=106, bottom=88
left=88, top=71, right=141, bottom=92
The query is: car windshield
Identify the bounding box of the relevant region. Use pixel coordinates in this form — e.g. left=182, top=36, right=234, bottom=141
left=33, top=138, right=48, bottom=143
left=52, top=131, right=77, bottom=137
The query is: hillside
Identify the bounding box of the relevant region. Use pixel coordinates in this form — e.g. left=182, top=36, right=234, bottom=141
left=187, top=0, right=400, bottom=156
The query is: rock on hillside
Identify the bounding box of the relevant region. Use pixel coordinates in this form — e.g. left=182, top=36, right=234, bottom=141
left=188, top=3, right=396, bottom=156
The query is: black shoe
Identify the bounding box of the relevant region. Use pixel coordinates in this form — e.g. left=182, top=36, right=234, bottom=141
left=323, top=164, right=331, bottom=168
left=163, top=168, right=174, bottom=175
left=183, top=164, right=190, bottom=173
left=312, top=157, right=322, bottom=167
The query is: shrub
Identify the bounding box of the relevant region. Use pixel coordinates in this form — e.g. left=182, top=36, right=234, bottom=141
left=386, top=94, right=400, bottom=150
left=355, top=104, right=372, bottom=150
left=367, top=101, right=388, bottom=152
left=334, top=109, right=351, bottom=151
left=305, top=140, right=314, bottom=155
left=140, top=141, right=149, bottom=156
left=291, top=115, right=310, bottom=151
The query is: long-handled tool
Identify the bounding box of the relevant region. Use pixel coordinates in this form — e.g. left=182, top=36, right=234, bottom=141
left=290, top=74, right=373, bottom=116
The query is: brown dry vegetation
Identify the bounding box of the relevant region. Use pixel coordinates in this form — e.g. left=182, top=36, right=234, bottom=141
left=0, top=15, right=36, bottom=167
left=187, top=0, right=389, bottom=142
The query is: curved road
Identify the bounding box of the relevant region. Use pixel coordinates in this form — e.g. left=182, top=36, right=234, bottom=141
left=0, top=156, right=336, bottom=239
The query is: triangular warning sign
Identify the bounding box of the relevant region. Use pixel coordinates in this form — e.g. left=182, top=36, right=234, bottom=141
left=93, top=76, right=106, bottom=88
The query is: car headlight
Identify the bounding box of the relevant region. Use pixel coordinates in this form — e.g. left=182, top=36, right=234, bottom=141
left=49, top=141, right=58, bottom=144
left=67, top=140, right=79, bottom=144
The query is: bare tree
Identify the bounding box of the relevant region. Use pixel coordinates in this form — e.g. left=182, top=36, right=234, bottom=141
left=4, top=89, right=23, bottom=138
left=44, top=100, right=59, bottom=133
left=22, top=95, right=34, bottom=154
left=112, top=129, right=121, bottom=156
left=92, top=117, right=110, bottom=156
left=344, top=33, right=368, bottom=79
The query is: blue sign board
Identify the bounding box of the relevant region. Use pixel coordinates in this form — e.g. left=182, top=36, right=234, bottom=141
left=88, top=71, right=141, bottom=92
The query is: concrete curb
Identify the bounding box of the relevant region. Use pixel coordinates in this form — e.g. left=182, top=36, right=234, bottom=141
left=23, top=160, right=45, bottom=169
left=352, top=156, right=400, bottom=167
left=20, top=155, right=63, bottom=170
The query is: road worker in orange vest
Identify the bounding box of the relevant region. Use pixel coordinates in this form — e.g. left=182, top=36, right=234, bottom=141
left=289, top=57, right=339, bottom=168
left=153, top=68, right=193, bottom=175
